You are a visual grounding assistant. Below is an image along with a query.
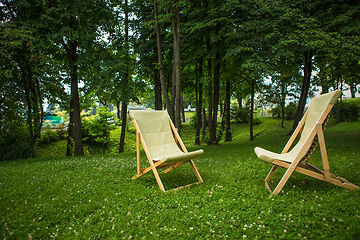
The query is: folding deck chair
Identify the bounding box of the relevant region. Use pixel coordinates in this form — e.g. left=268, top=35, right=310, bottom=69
left=129, top=110, right=204, bottom=192
left=254, top=90, right=359, bottom=196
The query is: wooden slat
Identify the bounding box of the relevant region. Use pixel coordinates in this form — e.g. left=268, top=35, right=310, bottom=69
left=265, top=165, right=278, bottom=183
left=163, top=161, right=187, bottom=173
left=316, top=123, right=331, bottom=181
left=281, top=111, right=307, bottom=154
left=169, top=119, right=188, bottom=153
left=136, top=130, right=141, bottom=175
left=189, top=160, right=203, bottom=183
left=168, top=181, right=202, bottom=192
left=132, top=161, right=163, bottom=179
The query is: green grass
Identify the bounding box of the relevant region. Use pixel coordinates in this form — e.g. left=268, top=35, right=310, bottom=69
left=343, top=97, right=360, bottom=105
left=1, top=118, right=360, bottom=239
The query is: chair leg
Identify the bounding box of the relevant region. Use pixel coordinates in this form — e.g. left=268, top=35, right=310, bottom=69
left=189, top=160, right=203, bottom=183
left=136, top=131, right=141, bottom=175
left=316, top=124, right=331, bottom=181
left=264, top=165, right=278, bottom=193
left=272, top=163, right=297, bottom=195
left=150, top=162, right=166, bottom=192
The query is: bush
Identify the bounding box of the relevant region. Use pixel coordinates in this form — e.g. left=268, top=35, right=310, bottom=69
left=82, top=106, right=117, bottom=152
left=231, top=107, right=261, bottom=125
left=336, top=102, right=359, bottom=122
left=270, top=105, right=281, bottom=118
left=190, top=113, right=197, bottom=128
left=285, top=102, right=297, bottom=120
left=0, top=125, right=30, bottom=161
left=39, top=123, right=60, bottom=143
left=232, top=107, right=250, bottom=123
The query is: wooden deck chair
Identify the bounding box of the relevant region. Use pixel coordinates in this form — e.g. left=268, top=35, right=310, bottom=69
left=254, top=90, right=359, bottom=196
left=129, top=110, right=204, bottom=192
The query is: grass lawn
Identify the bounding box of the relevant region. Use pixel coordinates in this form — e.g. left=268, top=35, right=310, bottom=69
left=1, top=117, right=360, bottom=239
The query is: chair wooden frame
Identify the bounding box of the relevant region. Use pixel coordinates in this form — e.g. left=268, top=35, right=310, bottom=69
left=263, top=103, right=359, bottom=196
left=131, top=114, right=203, bottom=192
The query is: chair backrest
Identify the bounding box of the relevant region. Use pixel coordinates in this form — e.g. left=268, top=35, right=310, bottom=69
left=288, top=90, right=341, bottom=158
left=129, top=110, right=183, bottom=159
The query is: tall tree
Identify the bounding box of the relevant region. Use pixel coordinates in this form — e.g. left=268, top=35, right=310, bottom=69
left=1, top=1, right=65, bottom=158
left=171, top=0, right=182, bottom=132
left=119, top=0, right=131, bottom=153
left=224, top=79, right=232, bottom=142
left=154, top=0, right=172, bottom=114
left=39, top=0, right=116, bottom=156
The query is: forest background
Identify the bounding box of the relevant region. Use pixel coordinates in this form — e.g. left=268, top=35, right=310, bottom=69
left=1, top=0, right=359, bottom=161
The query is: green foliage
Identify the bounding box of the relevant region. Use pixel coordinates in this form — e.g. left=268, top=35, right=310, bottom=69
left=231, top=107, right=260, bottom=126
left=0, top=125, right=30, bottom=161
left=336, top=102, right=360, bottom=122
left=285, top=102, right=298, bottom=120
left=38, top=123, right=68, bottom=145
left=109, top=125, right=137, bottom=154
left=82, top=106, right=117, bottom=152
left=265, top=103, right=293, bottom=121
left=40, top=123, right=60, bottom=143
left=270, top=105, right=282, bottom=118
left=232, top=107, right=250, bottom=123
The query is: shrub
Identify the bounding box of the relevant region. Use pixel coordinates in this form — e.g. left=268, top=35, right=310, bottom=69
left=190, top=112, right=197, bottom=128
left=82, top=106, right=117, bottom=152
left=232, top=107, right=250, bottom=123
left=270, top=105, right=281, bottom=118
left=336, top=102, right=359, bottom=122
left=39, top=122, right=60, bottom=143
left=285, top=102, right=297, bottom=120
left=0, top=125, right=30, bottom=161
left=231, top=107, right=261, bottom=125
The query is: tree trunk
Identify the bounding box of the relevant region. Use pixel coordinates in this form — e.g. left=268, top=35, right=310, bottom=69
left=201, top=107, right=206, bottom=143
left=19, top=60, right=34, bottom=158
left=350, top=83, right=356, bottom=98
left=71, top=60, right=84, bottom=156
left=116, top=101, right=121, bottom=121
left=280, top=83, right=285, bottom=128
left=213, top=51, right=220, bottom=142
left=195, top=63, right=202, bottom=145
left=249, top=80, right=255, bottom=141
left=213, top=24, right=221, bottom=143
left=172, top=0, right=182, bottom=133
left=170, top=62, right=176, bottom=121
left=224, top=80, right=232, bottom=142
left=154, top=64, right=162, bottom=110
left=18, top=53, right=43, bottom=158
left=63, top=39, right=84, bottom=156
left=181, top=96, right=185, bottom=123
left=218, top=102, right=225, bottom=140
left=318, top=60, right=329, bottom=94
left=62, top=38, right=84, bottom=156
left=206, top=34, right=215, bottom=145
left=236, top=97, right=242, bottom=108
left=66, top=97, right=74, bottom=156
left=154, top=0, right=171, bottom=115
left=119, top=102, right=127, bottom=153
left=292, top=53, right=312, bottom=133
left=119, top=0, right=129, bottom=153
